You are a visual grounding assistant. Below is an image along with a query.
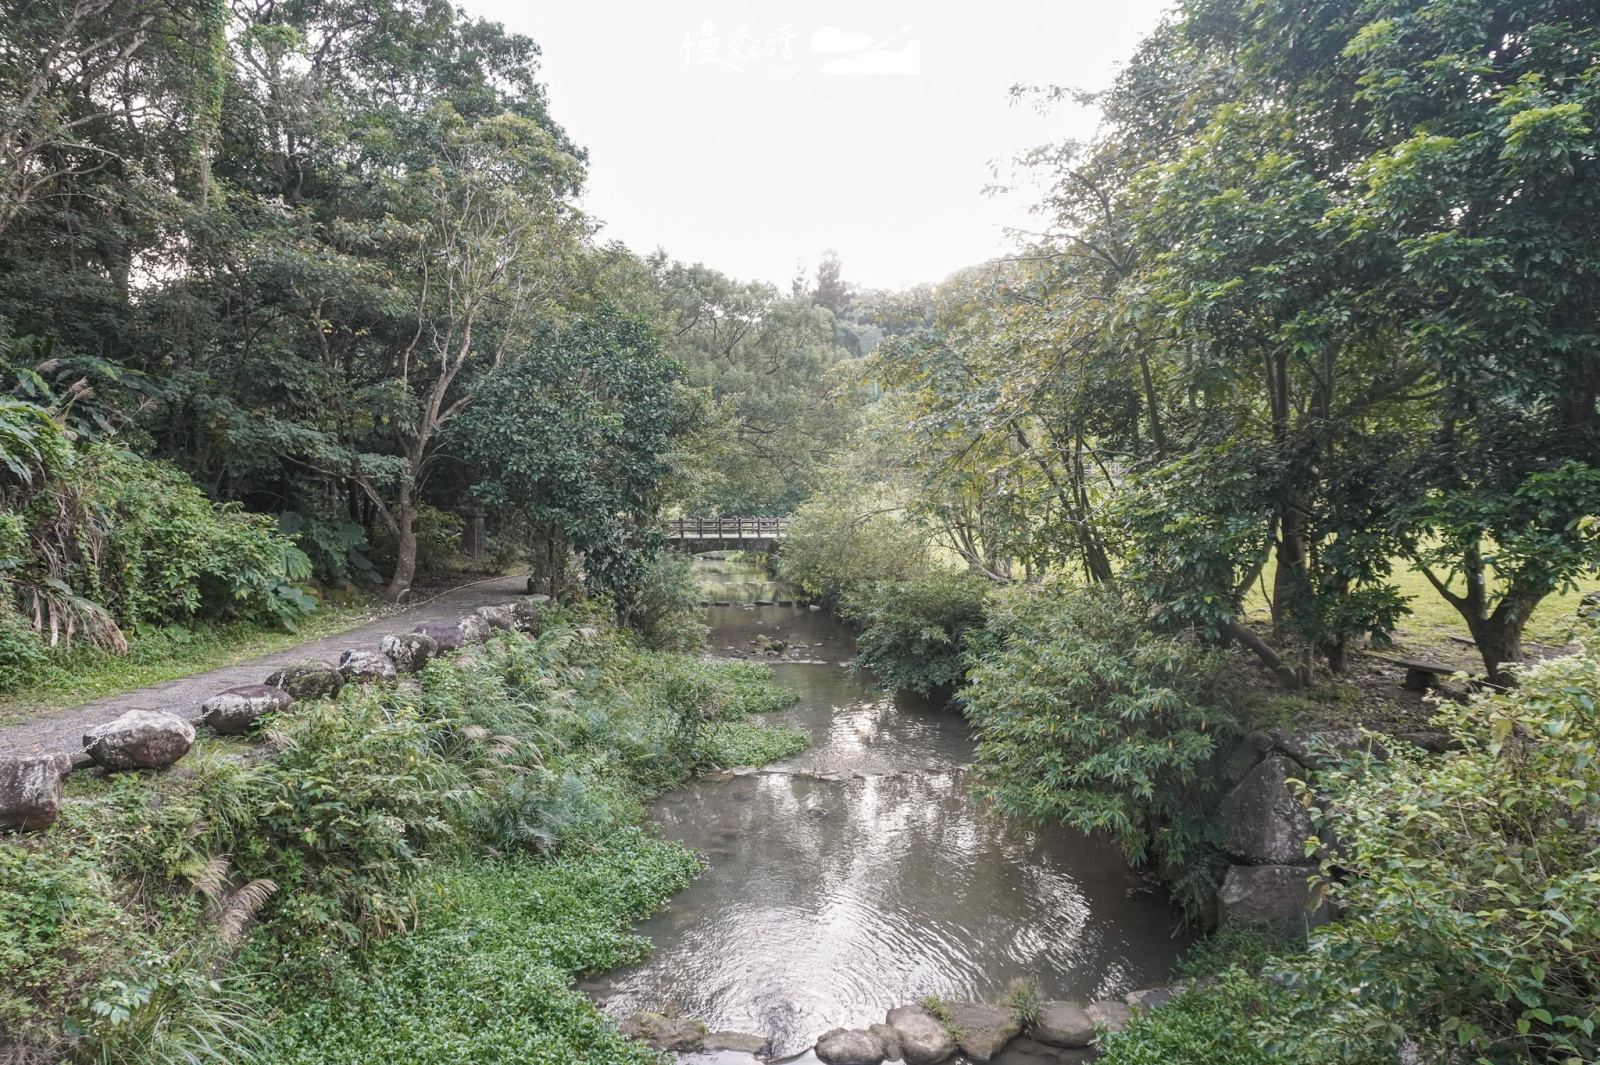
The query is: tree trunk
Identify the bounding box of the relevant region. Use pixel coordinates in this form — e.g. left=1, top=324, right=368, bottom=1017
left=384, top=500, right=418, bottom=603
left=1469, top=619, right=1523, bottom=689
left=1225, top=619, right=1305, bottom=690
left=1320, top=639, right=1348, bottom=674
left=1272, top=501, right=1308, bottom=641
left=1418, top=551, right=1545, bottom=688
left=1464, top=585, right=1543, bottom=688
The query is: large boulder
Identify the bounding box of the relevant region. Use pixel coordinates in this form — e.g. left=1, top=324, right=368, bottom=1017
left=475, top=604, right=517, bottom=631
left=866, top=1023, right=902, bottom=1062
left=815, top=1028, right=886, bottom=1065
left=945, top=1003, right=1021, bottom=1060
left=1222, top=730, right=1281, bottom=783
left=511, top=599, right=543, bottom=634
left=381, top=632, right=438, bottom=674
left=1032, top=1001, right=1095, bottom=1048
left=1217, top=864, right=1326, bottom=927
left=0, top=754, right=73, bottom=831
left=201, top=685, right=291, bottom=735
left=83, top=710, right=194, bottom=771
left=1278, top=728, right=1389, bottom=767
left=265, top=660, right=344, bottom=700
left=457, top=614, right=492, bottom=645
left=338, top=649, right=397, bottom=685
left=1219, top=755, right=1316, bottom=865
left=616, top=1011, right=705, bottom=1052
left=414, top=624, right=463, bottom=652
left=1084, top=1000, right=1132, bottom=1034
left=1394, top=729, right=1462, bottom=754
left=885, top=1005, right=955, bottom=1064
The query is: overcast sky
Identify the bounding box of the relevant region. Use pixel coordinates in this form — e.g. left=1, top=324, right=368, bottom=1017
left=464, top=1, right=1173, bottom=292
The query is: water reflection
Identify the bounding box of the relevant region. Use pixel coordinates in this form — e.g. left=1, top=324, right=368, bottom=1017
left=598, top=601, right=1187, bottom=1058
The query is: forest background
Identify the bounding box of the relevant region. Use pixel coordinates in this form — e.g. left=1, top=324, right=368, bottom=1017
left=2, top=0, right=1599, bottom=1063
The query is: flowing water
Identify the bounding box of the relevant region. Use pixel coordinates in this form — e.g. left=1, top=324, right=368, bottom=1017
left=596, top=560, right=1188, bottom=1060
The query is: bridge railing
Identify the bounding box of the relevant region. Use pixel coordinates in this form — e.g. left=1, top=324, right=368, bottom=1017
left=666, top=517, right=790, bottom=540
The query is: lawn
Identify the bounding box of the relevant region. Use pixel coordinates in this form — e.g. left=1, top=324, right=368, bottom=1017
left=1242, top=557, right=1590, bottom=670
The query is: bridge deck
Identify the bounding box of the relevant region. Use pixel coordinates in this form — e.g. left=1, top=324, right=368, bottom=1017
left=666, top=517, right=790, bottom=542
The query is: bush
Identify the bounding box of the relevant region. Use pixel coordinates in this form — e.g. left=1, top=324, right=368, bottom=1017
left=1098, top=970, right=1286, bottom=1065
left=1264, top=626, right=1600, bottom=1064
left=614, top=550, right=707, bottom=652
left=277, top=511, right=379, bottom=587
left=777, top=481, right=933, bottom=605
left=247, top=690, right=471, bottom=941
left=26, top=444, right=315, bottom=629
left=843, top=569, right=992, bottom=696
left=961, top=581, right=1236, bottom=917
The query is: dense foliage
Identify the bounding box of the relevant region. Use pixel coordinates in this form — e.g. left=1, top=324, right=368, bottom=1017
left=1093, top=629, right=1600, bottom=1064
left=0, top=614, right=801, bottom=1061
left=843, top=571, right=992, bottom=697
left=857, top=0, right=1600, bottom=688
left=0, top=432, right=314, bottom=685
left=962, top=583, right=1235, bottom=916
left=1272, top=630, right=1600, bottom=1063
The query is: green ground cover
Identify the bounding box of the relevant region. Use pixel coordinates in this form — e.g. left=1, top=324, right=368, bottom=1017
left=0, top=610, right=803, bottom=1064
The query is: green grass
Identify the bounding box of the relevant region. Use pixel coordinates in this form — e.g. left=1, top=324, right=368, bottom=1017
left=1242, top=557, right=1590, bottom=663
left=0, top=601, right=381, bottom=726
left=256, top=833, right=696, bottom=1065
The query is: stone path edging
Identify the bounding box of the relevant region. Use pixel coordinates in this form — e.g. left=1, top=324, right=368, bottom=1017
left=0, top=575, right=530, bottom=759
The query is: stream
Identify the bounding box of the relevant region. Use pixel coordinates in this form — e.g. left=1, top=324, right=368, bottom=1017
left=596, top=561, right=1189, bottom=1061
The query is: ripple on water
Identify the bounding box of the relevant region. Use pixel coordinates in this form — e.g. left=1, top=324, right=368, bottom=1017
left=602, top=770, right=1187, bottom=1057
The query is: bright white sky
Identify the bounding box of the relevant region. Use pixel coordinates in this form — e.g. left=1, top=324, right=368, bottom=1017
left=464, top=0, right=1173, bottom=292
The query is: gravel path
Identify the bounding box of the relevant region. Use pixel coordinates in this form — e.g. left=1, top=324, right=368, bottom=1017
left=0, top=575, right=530, bottom=758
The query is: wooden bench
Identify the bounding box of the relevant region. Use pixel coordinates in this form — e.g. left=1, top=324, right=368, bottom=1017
left=1359, top=652, right=1471, bottom=692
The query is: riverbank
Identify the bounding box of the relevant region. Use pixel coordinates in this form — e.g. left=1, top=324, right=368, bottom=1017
left=0, top=597, right=805, bottom=1063
left=589, top=594, right=1189, bottom=1061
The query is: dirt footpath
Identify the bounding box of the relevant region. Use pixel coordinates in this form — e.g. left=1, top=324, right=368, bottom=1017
left=0, top=575, right=529, bottom=758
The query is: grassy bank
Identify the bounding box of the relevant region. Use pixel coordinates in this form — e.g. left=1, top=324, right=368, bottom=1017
left=0, top=602, right=382, bottom=726
left=0, top=608, right=803, bottom=1063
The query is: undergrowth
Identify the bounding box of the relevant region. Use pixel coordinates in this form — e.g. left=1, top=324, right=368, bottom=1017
left=0, top=607, right=802, bottom=1063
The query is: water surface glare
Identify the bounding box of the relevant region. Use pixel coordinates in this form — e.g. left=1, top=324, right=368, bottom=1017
left=599, top=603, right=1188, bottom=1057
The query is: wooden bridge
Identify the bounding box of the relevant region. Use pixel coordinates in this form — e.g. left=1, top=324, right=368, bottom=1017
left=665, top=517, right=790, bottom=553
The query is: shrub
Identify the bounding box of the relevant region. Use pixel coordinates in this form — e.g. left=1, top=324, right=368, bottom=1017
left=1265, top=626, right=1600, bottom=1064
left=249, top=691, right=471, bottom=941
left=276, top=511, right=379, bottom=587
left=777, top=481, right=933, bottom=605
left=614, top=550, right=707, bottom=653
left=1098, top=970, right=1286, bottom=1065
left=25, top=444, right=315, bottom=629
left=479, top=768, right=640, bottom=856
left=961, top=581, right=1236, bottom=917
left=843, top=569, right=992, bottom=696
